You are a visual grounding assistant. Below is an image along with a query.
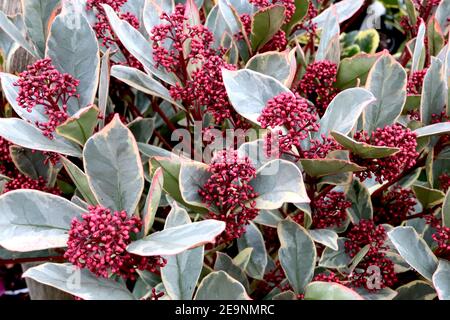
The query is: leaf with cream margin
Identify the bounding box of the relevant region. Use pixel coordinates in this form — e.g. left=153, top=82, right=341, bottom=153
left=304, top=282, right=364, bottom=300
left=316, top=5, right=340, bottom=64
left=194, top=271, right=251, bottom=300
left=23, top=263, right=135, bottom=300
left=222, top=69, right=291, bottom=124
left=84, top=115, right=144, bottom=214
left=317, top=88, right=376, bottom=137
left=0, top=118, right=82, bottom=157
left=250, top=159, right=309, bottom=210
left=411, top=21, right=426, bottom=73
left=433, top=259, right=450, bottom=300
left=56, top=105, right=100, bottom=146
left=364, top=53, right=407, bottom=133
left=278, top=220, right=316, bottom=293
left=0, top=190, right=85, bottom=252
left=414, top=122, right=450, bottom=138
left=127, top=219, right=225, bottom=256
left=246, top=51, right=296, bottom=87
left=312, top=0, right=364, bottom=30
left=143, top=167, right=164, bottom=236
left=420, top=57, right=446, bottom=125
left=387, top=226, right=438, bottom=281
left=179, top=160, right=211, bottom=208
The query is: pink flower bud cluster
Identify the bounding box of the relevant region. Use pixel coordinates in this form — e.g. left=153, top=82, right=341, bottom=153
left=86, top=0, right=142, bottom=69
left=258, top=92, right=319, bottom=153
left=170, top=55, right=243, bottom=126
left=374, top=187, right=417, bottom=225
left=199, top=150, right=259, bottom=243
left=297, top=61, right=339, bottom=116
left=407, top=69, right=427, bottom=95
left=0, top=137, right=12, bottom=173
left=345, top=220, right=397, bottom=290
left=432, top=224, right=450, bottom=259
left=293, top=191, right=351, bottom=229
left=353, top=124, right=419, bottom=183
left=313, top=272, right=343, bottom=284
left=260, top=30, right=288, bottom=52
left=150, top=4, right=214, bottom=79
left=65, top=205, right=166, bottom=279
left=2, top=174, right=61, bottom=195
left=302, top=135, right=342, bottom=159
left=14, top=58, right=79, bottom=139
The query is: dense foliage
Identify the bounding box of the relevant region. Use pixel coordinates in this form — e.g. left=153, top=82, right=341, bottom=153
left=0, top=0, right=449, bottom=300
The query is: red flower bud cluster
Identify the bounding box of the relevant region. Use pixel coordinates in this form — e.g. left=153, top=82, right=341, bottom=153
left=297, top=61, right=339, bottom=116
left=313, top=272, right=343, bottom=284
left=439, top=173, right=450, bottom=192
left=0, top=137, right=12, bottom=174
left=302, top=135, right=342, bottom=159
left=431, top=224, right=450, bottom=259
left=170, top=55, right=244, bottom=126
left=258, top=92, right=319, bottom=153
left=2, top=174, right=61, bottom=195
left=260, top=30, right=288, bottom=52
left=407, top=69, right=427, bottom=95
left=345, top=220, right=397, bottom=290
left=150, top=4, right=214, bottom=79
left=294, top=191, right=351, bottom=229
left=65, top=205, right=166, bottom=280
left=199, top=150, right=259, bottom=243
left=86, top=0, right=142, bottom=69
left=353, top=124, right=419, bottom=183
left=14, top=58, right=79, bottom=139
left=374, top=187, right=417, bottom=225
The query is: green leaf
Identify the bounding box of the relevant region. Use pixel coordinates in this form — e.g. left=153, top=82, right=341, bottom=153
left=443, top=190, right=450, bottom=228
left=354, top=29, right=380, bottom=54
left=412, top=185, right=445, bottom=208
left=127, top=220, right=225, bottom=256
left=309, top=229, right=339, bottom=251
left=427, top=18, right=445, bottom=57
left=10, top=146, right=53, bottom=180
left=161, top=204, right=204, bottom=300
left=304, top=282, right=364, bottom=300
left=284, top=0, right=309, bottom=34
left=411, top=21, right=426, bottom=73
left=250, top=159, right=309, bottom=209
left=316, top=6, right=340, bottom=64
left=278, top=219, right=316, bottom=294
left=102, top=4, right=177, bottom=85
left=0, top=190, right=84, bottom=252
left=237, top=222, right=268, bottom=280
left=312, top=0, right=364, bottom=30
left=345, top=179, right=373, bottom=223
left=420, top=57, right=446, bottom=125
left=0, top=10, right=40, bottom=57
left=194, top=271, right=251, bottom=300
left=300, top=158, right=365, bottom=178
left=387, top=226, right=438, bottom=281
left=127, top=117, right=155, bottom=144
left=56, top=105, right=100, bottom=146
left=84, top=115, right=144, bottom=214
left=331, top=131, right=400, bottom=159
left=23, top=0, right=60, bottom=56
left=319, top=238, right=352, bottom=268
left=317, top=88, right=376, bottom=137
left=246, top=51, right=296, bottom=86
left=432, top=260, right=450, bottom=300
left=47, top=3, right=100, bottom=113
left=143, top=167, right=164, bottom=236
left=394, top=280, right=437, bottom=300
left=60, top=157, right=98, bottom=206
left=404, top=0, right=418, bottom=27
left=250, top=5, right=285, bottom=52
left=0, top=73, right=46, bottom=124
left=336, top=52, right=382, bottom=89
left=254, top=209, right=283, bottom=227
left=23, top=263, right=135, bottom=300
left=414, top=122, right=450, bottom=138
left=110, top=65, right=184, bottom=110
left=222, top=69, right=290, bottom=124
left=214, top=253, right=250, bottom=290
left=436, top=0, right=450, bottom=31
left=364, top=54, right=407, bottom=133
left=179, top=160, right=211, bottom=208
left=0, top=118, right=81, bottom=157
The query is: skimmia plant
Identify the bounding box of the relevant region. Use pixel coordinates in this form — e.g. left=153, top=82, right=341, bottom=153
left=0, top=0, right=449, bottom=301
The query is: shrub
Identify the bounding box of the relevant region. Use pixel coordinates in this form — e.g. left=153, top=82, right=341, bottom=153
left=0, top=0, right=449, bottom=301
